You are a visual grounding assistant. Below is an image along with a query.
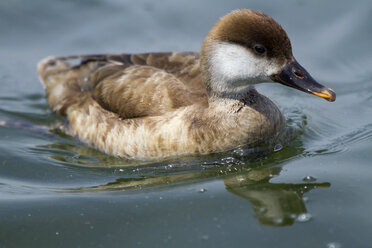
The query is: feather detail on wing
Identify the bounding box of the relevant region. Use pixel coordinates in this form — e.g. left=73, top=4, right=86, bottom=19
left=37, top=52, right=207, bottom=117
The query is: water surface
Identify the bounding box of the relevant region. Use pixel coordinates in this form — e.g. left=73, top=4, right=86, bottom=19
left=1, top=0, right=372, bottom=247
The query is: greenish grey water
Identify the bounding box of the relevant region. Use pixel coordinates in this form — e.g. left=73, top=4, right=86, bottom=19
left=1, top=0, right=372, bottom=247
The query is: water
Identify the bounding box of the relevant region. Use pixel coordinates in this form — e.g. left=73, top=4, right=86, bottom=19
left=1, top=0, right=372, bottom=247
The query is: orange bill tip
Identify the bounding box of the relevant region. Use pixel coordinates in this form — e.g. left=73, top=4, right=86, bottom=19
left=312, top=88, right=336, bottom=102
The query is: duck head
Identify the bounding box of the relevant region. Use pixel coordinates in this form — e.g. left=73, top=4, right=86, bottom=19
left=200, top=9, right=336, bottom=102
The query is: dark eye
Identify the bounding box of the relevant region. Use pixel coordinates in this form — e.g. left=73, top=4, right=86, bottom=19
left=253, top=45, right=266, bottom=55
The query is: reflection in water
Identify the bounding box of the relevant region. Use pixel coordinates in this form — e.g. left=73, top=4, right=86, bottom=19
left=224, top=167, right=330, bottom=226
left=65, top=161, right=330, bottom=227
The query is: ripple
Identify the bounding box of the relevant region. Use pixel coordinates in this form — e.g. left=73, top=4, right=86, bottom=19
left=304, top=122, right=372, bottom=156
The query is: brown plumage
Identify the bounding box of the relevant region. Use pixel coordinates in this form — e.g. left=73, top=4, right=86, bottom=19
left=38, top=9, right=334, bottom=159
left=206, top=9, right=291, bottom=58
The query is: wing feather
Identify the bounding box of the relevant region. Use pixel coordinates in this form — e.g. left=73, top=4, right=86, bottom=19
left=38, top=52, right=207, bottom=118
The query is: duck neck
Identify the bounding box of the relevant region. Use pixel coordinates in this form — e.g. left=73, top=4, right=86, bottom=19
left=207, top=85, right=258, bottom=103
left=200, top=39, right=262, bottom=104
left=200, top=55, right=259, bottom=104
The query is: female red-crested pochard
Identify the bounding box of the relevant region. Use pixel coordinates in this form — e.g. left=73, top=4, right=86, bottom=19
left=37, top=9, right=335, bottom=159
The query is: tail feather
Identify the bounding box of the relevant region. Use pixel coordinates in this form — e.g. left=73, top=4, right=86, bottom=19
left=37, top=57, right=85, bottom=115
left=37, top=54, right=132, bottom=115
left=37, top=57, right=70, bottom=87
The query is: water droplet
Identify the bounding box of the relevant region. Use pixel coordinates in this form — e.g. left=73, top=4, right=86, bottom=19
left=274, top=143, right=283, bottom=152
left=289, top=214, right=297, bottom=219
left=201, top=235, right=209, bottom=240
left=159, top=196, right=163, bottom=200
left=256, top=207, right=266, bottom=214
left=327, top=242, right=341, bottom=248
left=296, top=213, right=312, bottom=222
left=273, top=218, right=284, bottom=225
left=56, top=232, right=60, bottom=235
left=302, top=196, right=309, bottom=202
left=303, top=176, right=317, bottom=182
left=236, top=176, right=245, bottom=182
left=198, top=188, right=207, bottom=193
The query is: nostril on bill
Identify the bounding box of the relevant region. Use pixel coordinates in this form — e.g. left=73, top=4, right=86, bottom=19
left=293, top=69, right=304, bottom=79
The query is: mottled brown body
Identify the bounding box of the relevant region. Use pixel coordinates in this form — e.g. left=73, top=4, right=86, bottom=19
left=38, top=10, right=288, bottom=159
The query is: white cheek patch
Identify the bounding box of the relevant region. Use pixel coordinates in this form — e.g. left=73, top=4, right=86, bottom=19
left=209, top=41, right=281, bottom=94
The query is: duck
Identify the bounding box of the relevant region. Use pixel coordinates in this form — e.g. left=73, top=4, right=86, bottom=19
left=37, top=9, right=335, bottom=159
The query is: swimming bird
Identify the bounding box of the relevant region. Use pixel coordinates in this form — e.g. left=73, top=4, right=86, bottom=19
left=37, top=9, right=335, bottom=159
